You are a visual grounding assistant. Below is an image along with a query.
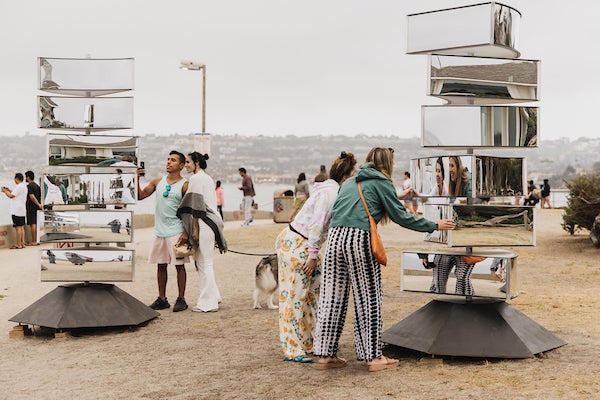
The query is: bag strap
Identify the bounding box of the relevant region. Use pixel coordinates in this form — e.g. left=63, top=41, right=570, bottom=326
left=357, top=182, right=375, bottom=223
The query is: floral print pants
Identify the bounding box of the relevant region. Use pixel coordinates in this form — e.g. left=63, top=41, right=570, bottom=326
left=275, top=227, right=321, bottom=359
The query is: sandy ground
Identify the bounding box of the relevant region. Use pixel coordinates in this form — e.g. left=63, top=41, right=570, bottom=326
left=0, top=209, right=598, bottom=399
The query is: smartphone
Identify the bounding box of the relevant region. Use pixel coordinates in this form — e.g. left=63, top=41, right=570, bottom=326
left=139, top=161, right=145, bottom=177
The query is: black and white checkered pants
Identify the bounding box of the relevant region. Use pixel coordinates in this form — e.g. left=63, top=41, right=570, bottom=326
left=313, top=226, right=383, bottom=361
left=429, top=255, right=474, bottom=296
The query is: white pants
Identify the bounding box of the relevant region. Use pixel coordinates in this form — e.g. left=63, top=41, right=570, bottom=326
left=194, top=219, right=221, bottom=311
left=243, top=195, right=254, bottom=223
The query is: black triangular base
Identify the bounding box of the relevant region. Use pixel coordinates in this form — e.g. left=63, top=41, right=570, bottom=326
left=9, top=283, right=159, bottom=329
left=382, top=299, right=566, bottom=358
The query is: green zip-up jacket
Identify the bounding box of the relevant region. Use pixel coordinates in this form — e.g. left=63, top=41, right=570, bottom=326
left=330, top=164, right=438, bottom=233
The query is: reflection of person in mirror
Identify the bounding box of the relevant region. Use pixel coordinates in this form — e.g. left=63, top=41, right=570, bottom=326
left=523, top=179, right=540, bottom=206
left=429, top=255, right=476, bottom=296
left=490, top=258, right=505, bottom=282
left=313, top=147, right=455, bottom=372
left=43, top=175, right=65, bottom=209
left=276, top=151, right=357, bottom=363
left=137, top=150, right=190, bottom=312
left=413, top=157, right=448, bottom=198
left=398, top=171, right=418, bottom=215
left=448, top=156, right=471, bottom=197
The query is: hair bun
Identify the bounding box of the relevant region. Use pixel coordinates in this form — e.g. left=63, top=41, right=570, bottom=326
left=203, top=153, right=210, bottom=160
left=340, top=151, right=347, bottom=158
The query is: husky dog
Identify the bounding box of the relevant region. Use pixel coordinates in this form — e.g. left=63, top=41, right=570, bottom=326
left=253, top=254, right=279, bottom=309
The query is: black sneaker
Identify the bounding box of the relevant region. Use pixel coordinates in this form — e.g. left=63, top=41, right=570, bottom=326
left=173, top=297, right=188, bottom=312
left=149, top=297, right=170, bottom=310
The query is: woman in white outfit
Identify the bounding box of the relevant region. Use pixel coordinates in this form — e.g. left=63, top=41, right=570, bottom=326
left=180, top=151, right=226, bottom=312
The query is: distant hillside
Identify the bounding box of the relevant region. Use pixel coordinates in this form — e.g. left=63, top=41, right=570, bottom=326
left=1, top=133, right=598, bottom=188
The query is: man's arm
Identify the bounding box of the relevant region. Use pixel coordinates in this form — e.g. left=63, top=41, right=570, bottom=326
left=29, top=193, right=43, bottom=209
left=137, top=176, right=159, bottom=200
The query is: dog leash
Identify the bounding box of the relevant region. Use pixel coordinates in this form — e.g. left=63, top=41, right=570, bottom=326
left=226, top=249, right=275, bottom=257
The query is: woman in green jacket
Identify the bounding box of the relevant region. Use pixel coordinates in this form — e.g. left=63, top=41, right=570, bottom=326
left=313, top=147, right=455, bottom=372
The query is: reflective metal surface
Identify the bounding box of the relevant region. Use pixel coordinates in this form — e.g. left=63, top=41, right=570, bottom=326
left=423, top=204, right=535, bottom=247
left=411, top=155, right=525, bottom=198
left=38, top=57, right=134, bottom=96
left=41, top=248, right=134, bottom=282
left=429, top=54, right=539, bottom=104
left=42, top=173, right=137, bottom=206
left=422, top=105, right=538, bottom=148
left=401, top=250, right=518, bottom=300
left=47, top=133, right=138, bottom=168
left=39, top=210, right=133, bottom=244
left=407, top=2, right=521, bottom=58
left=38, top=96, right=134, bottom=131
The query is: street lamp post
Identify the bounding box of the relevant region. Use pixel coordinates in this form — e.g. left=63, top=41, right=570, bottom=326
left=180, top=60, right=206, bottom=134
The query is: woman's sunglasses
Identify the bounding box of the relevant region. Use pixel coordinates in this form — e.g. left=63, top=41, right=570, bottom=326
left=163, top=184, right=172, bottom=197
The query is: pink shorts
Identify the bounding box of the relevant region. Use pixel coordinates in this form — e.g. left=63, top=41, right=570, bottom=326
left=148, top=234, right=189, bottom=265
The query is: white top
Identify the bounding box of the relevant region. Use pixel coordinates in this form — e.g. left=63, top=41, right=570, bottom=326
left=10, top=182, right=27, bottom=216
left=188, top=170, right=218, bottom=214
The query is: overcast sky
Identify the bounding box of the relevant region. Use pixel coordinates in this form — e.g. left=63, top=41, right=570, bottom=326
left=0, top=0, right=597, bottom=140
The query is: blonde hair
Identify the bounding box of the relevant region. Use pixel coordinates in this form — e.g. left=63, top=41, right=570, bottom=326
left=364, top=147, right=395, bottom=224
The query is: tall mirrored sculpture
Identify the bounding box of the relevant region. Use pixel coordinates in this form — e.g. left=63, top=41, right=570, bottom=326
left=382, top=2, right=565, bottom=358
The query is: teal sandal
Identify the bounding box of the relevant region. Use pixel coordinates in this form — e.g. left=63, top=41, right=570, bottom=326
left=284, top=355, right=313, bottom=363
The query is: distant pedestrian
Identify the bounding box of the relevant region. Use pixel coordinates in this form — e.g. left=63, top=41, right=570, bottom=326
left=398, top=171, right=418, bottom=215
left=289, top=172, right=310, bottom=222
left=25, top=171, right=43, bottom=245
left=238, top=167, right=256, bottom=227
left=215, top=180, right=224, bottom=220
left=2, top=173, right=28, bottom=249
left=540, top=179, right=552, bottom=209
left=314, top=164, right=328, bottom=183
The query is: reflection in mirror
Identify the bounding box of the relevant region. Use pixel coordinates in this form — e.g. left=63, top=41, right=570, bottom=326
left=411, top=155, right=524, bottom=198
left=38, top=57, right=134, bottom=96
left=422, top=106, right=538, bottom=148
left=47, top=133, right=138, bottom=167
left=41, top=248, right=134, bottom=282
left=39, top=210, right=133, bottom=244
left=38, top=96, right=133, bottom=131
left=429, top=54, right=539, bottom=104
left=422, top=204, right=536, bottom=247
left=407, top=2, right=521, bottom=58
left=42, top=173, right=136, bottom=207
left=401, top=250, right=518, bottom=300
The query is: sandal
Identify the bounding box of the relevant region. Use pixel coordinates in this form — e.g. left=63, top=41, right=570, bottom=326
left=367, top=356, right=399, bottom=372
left=284, top=355, right=313, bottom=363
left=316, top=357, right=347, bottom=370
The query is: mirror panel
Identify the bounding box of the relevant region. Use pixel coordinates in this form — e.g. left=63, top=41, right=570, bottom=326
left=42, top=173, right=136, bottom=207
left=401, top=250, right=518, bottom=300
left=47, top=133, right=138, bottom=168
left=40, top=248, right=134, bottom=282
left=429, top=54, right=539, bottom=104
left=39, top=210, right=133, bottom=244
left=422, top=204, right=535, bottom=247
left=422, top=105, right=538, bottom=148
left=407, top=3, right=521, bottom=58
left=38, top=96, right=134, bottom=131
left=38, top=57, right=134, bottom=96
left=411, top=155, right=525, bottom=198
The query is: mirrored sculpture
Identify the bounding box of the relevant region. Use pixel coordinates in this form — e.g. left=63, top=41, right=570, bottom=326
left=42, top=173, right=136, bottom=206
left=411, top=155, right=525, bottom=198
left=423, top=204, right=535, bottom=247
left=422, top=105, right=538, bottom=148
left=38, top=57, right=134, bottom=96
left=402, top=250, right=518, bottom=300
left=47, top=133, right=138, bottom=167
left=429, top=54, right=539, bottom=104
left=38, top=96, right=133, bottom=130
left=407, top=2, right=521, bottom=58
left=41, top=248, right=134, bottom=282
left=39, top=210, right=133, bottom=244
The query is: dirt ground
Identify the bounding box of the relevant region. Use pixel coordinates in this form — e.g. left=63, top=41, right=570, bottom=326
left=0, top=209, right=598, bottom=399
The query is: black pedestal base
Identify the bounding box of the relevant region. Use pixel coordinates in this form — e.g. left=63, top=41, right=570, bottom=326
left=9, top=283, right=159, bottom=329
left=382, top=299, right=566, bottom=358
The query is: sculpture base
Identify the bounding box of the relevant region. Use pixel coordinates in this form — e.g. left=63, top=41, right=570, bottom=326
left=9, top=283, right=159, bottom=329
left=382, top=299, right=566, bottom=358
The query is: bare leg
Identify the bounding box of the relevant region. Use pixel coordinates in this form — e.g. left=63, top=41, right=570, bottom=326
left=157, top=263, right=168, bottom=300
left=176, top=264, right=186, bottom=299
left=16, top=226, right=25, bottom=248
left=31, top=223, right=37, bottom=244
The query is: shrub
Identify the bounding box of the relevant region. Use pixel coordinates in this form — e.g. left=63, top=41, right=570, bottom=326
left=562, top=174, right=600, bottom=234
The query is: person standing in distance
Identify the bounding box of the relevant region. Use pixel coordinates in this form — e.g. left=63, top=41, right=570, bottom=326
left=238, top=167, right=256, bottom=227
left=2, top=173, right=28, bottom=249
left=137, top=151, right=190, bottom=312
left=25, top=171, right=43, bottom=245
